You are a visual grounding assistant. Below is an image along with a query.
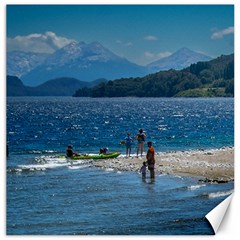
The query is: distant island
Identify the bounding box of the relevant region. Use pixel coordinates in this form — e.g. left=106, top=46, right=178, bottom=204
left=73, top=54, right=234, bottom=98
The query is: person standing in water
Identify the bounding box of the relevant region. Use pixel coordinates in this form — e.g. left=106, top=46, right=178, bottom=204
left=140, top=161, right=147, bottom=179
left=125, top=133, right=133, bottom=157
left=136, top=128, right=146, bottom=158
left=146, top=141, right=155, bottom=179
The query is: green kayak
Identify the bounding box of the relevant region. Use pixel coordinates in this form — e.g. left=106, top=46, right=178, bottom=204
left=62, top=152, right=121, bottom=160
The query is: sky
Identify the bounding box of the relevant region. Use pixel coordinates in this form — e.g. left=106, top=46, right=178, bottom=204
left=6, top=4, right=234, bottom=65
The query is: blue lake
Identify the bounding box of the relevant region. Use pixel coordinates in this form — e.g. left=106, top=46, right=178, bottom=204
left=7, top=97, right=234, bottom=235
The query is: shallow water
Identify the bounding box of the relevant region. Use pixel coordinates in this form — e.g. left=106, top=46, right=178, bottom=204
left=6, top=97, right=234, bottom=235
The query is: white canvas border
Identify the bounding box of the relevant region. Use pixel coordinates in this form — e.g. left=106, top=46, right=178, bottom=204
left=1, top=0, right=239, bottom=239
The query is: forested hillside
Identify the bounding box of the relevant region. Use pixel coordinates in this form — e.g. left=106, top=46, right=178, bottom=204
left=73, top=54, right=234, bottom=98
left=7, top=76, right=107, bottom=96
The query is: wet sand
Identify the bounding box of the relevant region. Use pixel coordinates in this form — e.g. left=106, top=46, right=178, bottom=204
left=92, top=147, right=234, bottom=183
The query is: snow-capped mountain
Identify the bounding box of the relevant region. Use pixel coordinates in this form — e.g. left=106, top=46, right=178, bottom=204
left=21, top=41, right=148, bottom=86
left=7, top=51, right=50, bottom=78
left=147, top=47, right=212, bottom=72
left=7, top=44, right=213, bottom=87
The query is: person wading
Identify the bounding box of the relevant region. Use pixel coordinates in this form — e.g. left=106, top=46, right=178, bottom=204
left=146, top=141, right=155, bottom=179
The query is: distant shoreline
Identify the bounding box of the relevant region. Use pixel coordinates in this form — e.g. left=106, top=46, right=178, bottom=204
left=92, top=147, right=234, bottom=183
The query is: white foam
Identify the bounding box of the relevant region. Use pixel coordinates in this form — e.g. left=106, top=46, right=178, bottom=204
left=208, top=189, right=234, bottom=199
left=18, top=161, right=68, bottom=171
left=105, top=168, right=114, bottom=172
left=68, top=165, right=90, bottom=170
left=188, top=184, right=206, bottom=190
left=13, top=155, right=89, bottom=172
left=174, top=175, right=184, bottom=180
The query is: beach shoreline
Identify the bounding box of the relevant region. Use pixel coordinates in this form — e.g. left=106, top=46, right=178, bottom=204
left=92, top=147, right=234, bottom=183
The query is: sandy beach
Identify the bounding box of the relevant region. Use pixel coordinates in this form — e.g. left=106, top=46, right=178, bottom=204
left=93, top=147, right=234, bottom=183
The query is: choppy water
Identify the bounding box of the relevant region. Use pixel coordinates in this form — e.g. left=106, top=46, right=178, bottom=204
left=7, top=97, right=234, bottom=235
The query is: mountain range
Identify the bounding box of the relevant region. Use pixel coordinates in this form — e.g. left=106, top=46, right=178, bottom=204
left=7, top=51, right=50, bottom=78
left=7, top=53, right=233, bottom=97
left=7, top=41, right=212, bottom=86
left=147, top=47, right=212, bottom=72
left=12, top=41, right=148, bottom=86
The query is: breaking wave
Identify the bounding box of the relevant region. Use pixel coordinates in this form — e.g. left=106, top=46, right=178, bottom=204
left=7, top=155, right=93, bottom=173
left=187, top=184, right=206, bottom=190
left=207, top=190, right=233, bottom=199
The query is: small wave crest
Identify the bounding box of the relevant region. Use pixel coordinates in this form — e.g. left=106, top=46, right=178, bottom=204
left=27, top=150, right=58, bottom=154
left=207, top=189, right=233, bottom=199
left=68, top=165, right=90, bottom=170
left=105, top=168, right=114, bottom=172
left=188, top=184, right=206, bottom=190
left=8, top=155, right=93, bottom=173
left=8, top=165, right=47, bottom=173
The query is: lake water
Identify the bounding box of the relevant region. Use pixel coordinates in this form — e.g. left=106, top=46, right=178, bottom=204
left=6, top=97, right=234, bottom=235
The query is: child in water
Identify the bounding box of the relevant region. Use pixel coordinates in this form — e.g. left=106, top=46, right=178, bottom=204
left=140, top=161, right=147, bottom=179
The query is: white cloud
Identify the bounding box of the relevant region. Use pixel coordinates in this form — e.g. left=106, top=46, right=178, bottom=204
left=156, top=51, right=172, bottom=59
left=7, top=31, right=75, bottom=53
left=116, top=40, right=133, bottom=47
left=144, top=35, right=158, bottom=41
left=144, top=51, right=172, bottom=60
left=144, top=51, right=155, bottom=58
left=211, top=26, right=234, bottom=40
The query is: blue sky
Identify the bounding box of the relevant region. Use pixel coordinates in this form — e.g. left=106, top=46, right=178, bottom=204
left=7, top=5, right=234, bottom=65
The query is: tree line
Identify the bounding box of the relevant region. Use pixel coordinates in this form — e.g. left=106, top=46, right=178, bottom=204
left=73, top=54, right=234, bottom=98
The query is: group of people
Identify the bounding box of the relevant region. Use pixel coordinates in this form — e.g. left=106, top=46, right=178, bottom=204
left=66, top=145, right=108, bottom=157
left=125, top=129, right=155, bottom=180
left=140, top=141, right=155, bottom=180
left=66, top=128, right=156, bottom=180
left=124, top=128, right=146, bottom=158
